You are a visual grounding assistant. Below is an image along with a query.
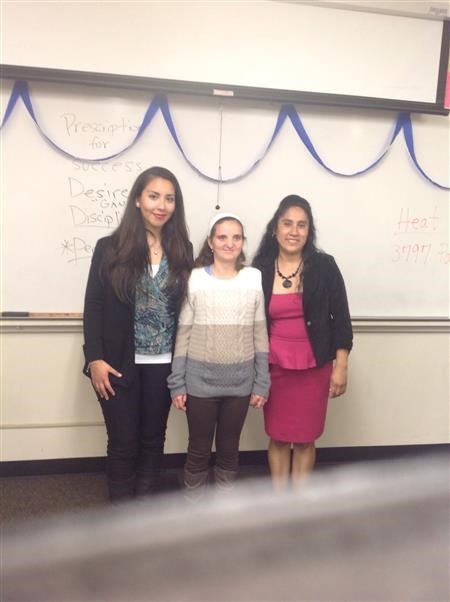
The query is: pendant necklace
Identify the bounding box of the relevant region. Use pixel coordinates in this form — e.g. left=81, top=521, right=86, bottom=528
left=276, top=257, right=302, bottom=289
left=145, top=228, right=161, bottom=256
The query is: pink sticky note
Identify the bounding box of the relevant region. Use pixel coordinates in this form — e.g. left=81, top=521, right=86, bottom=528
left=445, top=72, right=450, bottom=109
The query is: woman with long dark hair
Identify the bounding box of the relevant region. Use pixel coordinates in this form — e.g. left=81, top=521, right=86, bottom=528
left=83, top=166, right=193, bottom=501
left=253, top=195, right=353, bottom=489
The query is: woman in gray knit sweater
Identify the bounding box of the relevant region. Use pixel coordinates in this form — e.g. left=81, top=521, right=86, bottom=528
left=168, top=213, right=270, bottom=499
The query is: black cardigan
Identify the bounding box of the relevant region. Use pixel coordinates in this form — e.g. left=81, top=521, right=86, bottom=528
left=83, top=236, right=192, bottom=385
left=254, top=252, right=353, bottom=368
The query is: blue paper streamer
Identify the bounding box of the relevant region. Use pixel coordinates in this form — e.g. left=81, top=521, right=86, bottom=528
left=1, top=80, right=24, bottom=127
left=158, top=95, right=290, bottom=182
left=401, top=113, right=449, bottom=191
left=1, top=80, right=448, bottom=190
left=286, top=105, right=407, bottom=177
left=1, top=81, right=163, bottom=162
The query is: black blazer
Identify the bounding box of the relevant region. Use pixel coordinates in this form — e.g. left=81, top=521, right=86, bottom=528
left=254, top=252, right=353, bottom=368
left=83, top=236, right=192, bottom=385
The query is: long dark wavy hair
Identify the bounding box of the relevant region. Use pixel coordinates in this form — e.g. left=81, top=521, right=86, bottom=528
left=100, top=166, right=192, bottom=305
left=252, top=195, right=318, bottom=282
left=195, top=217, right=246, bottom=270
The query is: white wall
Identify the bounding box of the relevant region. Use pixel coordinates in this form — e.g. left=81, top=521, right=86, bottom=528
left=1, top=320, right=448, bottom=461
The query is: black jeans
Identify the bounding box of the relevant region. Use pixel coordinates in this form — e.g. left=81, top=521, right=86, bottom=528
left=185, top=395, right=250, bottom=475
left=99, top=363, right=172, bottom=500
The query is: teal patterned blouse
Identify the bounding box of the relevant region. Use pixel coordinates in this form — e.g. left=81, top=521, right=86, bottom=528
left=134, top=255, right=176, bottom=355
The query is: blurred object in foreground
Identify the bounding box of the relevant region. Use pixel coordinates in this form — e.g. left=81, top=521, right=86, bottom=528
left=2, top=454, right=449, bottom=601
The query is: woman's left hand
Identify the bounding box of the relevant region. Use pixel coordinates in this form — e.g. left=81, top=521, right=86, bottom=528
left=250, top=394, right=267, bottom=409
left=329, top=365, right=347, bottom=398
left=172, top=394, right=187, bottom=411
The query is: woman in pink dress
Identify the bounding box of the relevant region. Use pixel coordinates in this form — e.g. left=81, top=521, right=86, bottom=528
left=253, top=195, right=353, bottom=489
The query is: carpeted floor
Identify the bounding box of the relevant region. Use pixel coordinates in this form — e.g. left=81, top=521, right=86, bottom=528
left=0, top=465, right=270, bottom=524
left=1, top=471, right=110, bottom=523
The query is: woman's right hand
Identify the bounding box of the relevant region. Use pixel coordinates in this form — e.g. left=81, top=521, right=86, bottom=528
left=172, top=394, right=187, bottom=412
left=89, top=360, right=122, bottom=400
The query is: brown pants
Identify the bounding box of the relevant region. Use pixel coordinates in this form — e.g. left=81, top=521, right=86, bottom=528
left=185, top=395, right=250, bottom=475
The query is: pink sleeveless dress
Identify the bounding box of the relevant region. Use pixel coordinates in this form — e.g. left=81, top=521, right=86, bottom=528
left=263, top=293, right=332, bottom=443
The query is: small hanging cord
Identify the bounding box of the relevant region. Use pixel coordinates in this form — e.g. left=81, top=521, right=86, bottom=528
left=215, top=103, right=224, bottom=210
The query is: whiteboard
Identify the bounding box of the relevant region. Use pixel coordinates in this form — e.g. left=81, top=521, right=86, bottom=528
left=1, top=80, right=449, bottom=317
left=1, top=1, right=446, bottom=109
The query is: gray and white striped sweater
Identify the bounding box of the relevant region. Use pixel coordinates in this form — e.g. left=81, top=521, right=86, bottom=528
left=167, top=266, right=270, bottom=399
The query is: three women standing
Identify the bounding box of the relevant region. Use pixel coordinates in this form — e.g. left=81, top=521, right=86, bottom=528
left=84, top=173, right=351, bottom=500
left=253, top=195, right=353, bottom=490
left=83, top=166, right=192, bottom=501
left=168, top=214, right=270, bottom=499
